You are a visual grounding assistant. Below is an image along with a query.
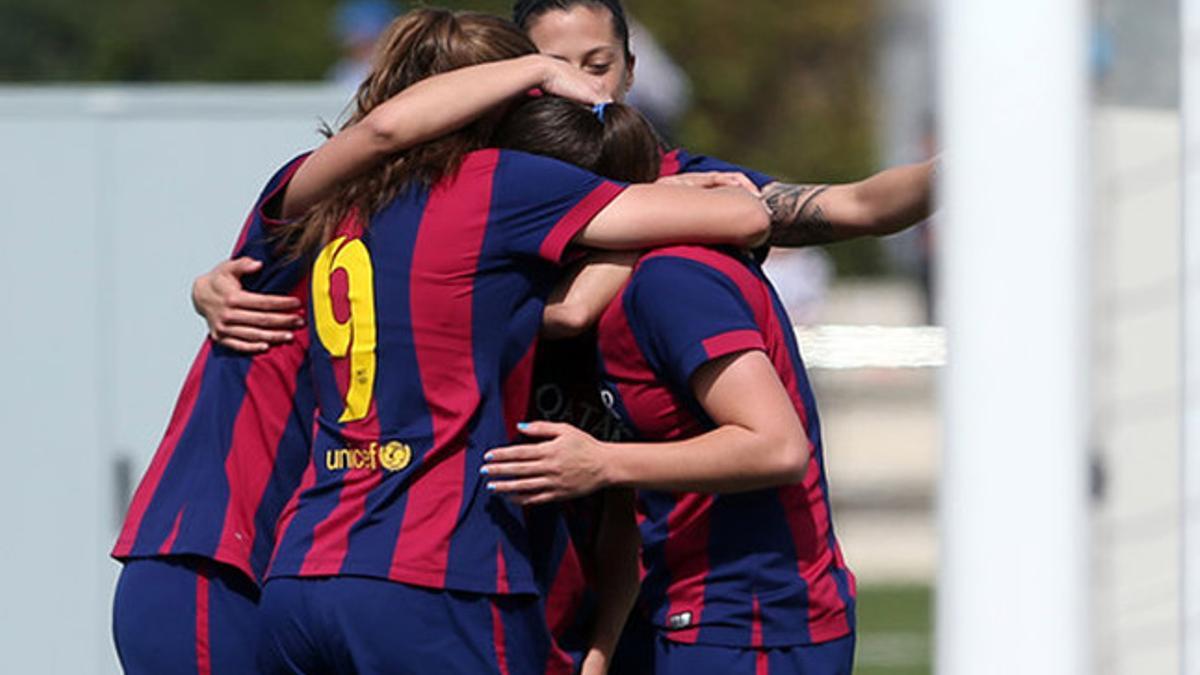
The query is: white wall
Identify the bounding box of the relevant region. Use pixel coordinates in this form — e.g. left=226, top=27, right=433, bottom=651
left=0, top=86, right=346, bottom=674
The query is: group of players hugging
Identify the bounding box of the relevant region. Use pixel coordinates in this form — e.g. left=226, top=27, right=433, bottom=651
left=110, top=2, right=934, bottom=673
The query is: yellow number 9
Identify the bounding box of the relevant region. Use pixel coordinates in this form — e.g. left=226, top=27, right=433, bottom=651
left=312, top=236, right=377, bottom=423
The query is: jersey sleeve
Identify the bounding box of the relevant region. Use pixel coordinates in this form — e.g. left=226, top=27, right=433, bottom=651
left=664, top=148, right=777, bottom=189
left=489, top=150, right=628, bottom=264
left=624, top=255, right=766, bottom=390
left=226, top=152, right=313, bottom=294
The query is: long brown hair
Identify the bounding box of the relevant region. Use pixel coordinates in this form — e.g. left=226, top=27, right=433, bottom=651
left=493, top=96, right=661, bottom=183
left=278, top=8, right=537, bottom=259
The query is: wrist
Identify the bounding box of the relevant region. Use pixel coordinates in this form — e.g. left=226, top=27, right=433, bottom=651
left=595, top=442, right=627, bottom=489
left=520, top=53, right=553, bottom=88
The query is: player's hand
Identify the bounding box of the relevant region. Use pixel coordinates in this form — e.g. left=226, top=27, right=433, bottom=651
left=536, top=56, right=611, bottom=106
left=192, top=257, right=304, bottom=353
left=656, top=171, right=762, bottom=196
left=482, top=421, right=609, bottom=505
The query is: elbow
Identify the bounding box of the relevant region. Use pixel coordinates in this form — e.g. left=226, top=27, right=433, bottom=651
left=774, top=436, right=811, bottom=485
left=360, top=112, right=405, bottom=154
left=542, top=302, right=592, bottom=339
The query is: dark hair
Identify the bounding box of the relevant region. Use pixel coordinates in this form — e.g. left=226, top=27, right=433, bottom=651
left=493, top=96, right=661, bottom=184
left=512, top=0, right=632, bottom=59
left=278, top=8, right=537, bottom=259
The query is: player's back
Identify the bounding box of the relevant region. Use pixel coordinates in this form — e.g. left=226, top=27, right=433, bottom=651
left=268, top=148, right=627, bottom=596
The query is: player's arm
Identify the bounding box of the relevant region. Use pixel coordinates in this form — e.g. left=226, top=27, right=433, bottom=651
left=281, top=55, right=609, bottom=219
left=573, top=184, right=769, bottom=252
left=542, top=251, right=639, bottom=339
left=482, top=349, right=810, bottom=503
left=538, top=184, right=771, bottom=342
left=763, top=159, right=936, bottom=246
left=192, top=55, right=609, bottom=351
left=543, top=175, right=765, bottom=339
left=580, top=488, right=640, bottom=675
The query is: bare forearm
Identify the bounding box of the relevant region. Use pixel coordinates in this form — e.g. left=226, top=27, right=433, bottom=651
left=542, top=251, right=638, bottom=339
left=763, top=159, right=934, bottom=246
left=359, top=55, right=550, bottom=155
left=579, top=185, right=770, bottom=251
left=585, top=489, right=640, bottom=671
left=598, top=426, right=806, bottom=494
left=848, top=158, right=935, bottom=234
left=282, top=55, right=552, bottom=218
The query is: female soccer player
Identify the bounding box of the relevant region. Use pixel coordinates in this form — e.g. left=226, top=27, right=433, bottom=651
left=239, top=9, right=777, bottom=674
left=482, top=243, right=856, bottom=674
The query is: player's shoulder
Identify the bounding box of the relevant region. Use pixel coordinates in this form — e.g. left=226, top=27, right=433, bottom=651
left=261, top=151, right=313, bottom=195
left=626, top=246, right=747, bottom=300
left=639, top=245, right=749, bottom=274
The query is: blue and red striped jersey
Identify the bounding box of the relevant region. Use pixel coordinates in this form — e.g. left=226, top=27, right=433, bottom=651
left=595, top=245, right=856, bottom=648
left=529, top=147, right=780, bottom=653
left=267, top=149, right=627, bottom=596
left=112, top=154, right=317, bottom=585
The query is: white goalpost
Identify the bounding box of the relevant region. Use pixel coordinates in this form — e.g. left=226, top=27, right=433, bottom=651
left=937, top=1, right=1090, bottom=673
left=1183, top=0, right=1200, bottom=671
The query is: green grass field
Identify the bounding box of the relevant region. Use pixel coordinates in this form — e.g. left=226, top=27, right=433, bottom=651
left=854, top=585, right=932, bottom=675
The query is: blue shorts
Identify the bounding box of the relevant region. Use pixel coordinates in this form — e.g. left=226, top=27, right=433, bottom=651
left=653, top=633, right=855, bottom=675
left=258, top=576, right=558, bottom=674
left=113, top=556, right=260, bottom=675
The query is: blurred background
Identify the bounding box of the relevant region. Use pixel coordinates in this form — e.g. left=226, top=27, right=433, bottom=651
left=0, top=0, right=1189, bottom=673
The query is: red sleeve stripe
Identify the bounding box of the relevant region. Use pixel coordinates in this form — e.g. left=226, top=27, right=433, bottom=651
left=702, top=330, right=766, bottom=361
left=538, top=181, right=626, bottom=263
left=112, top=341, right=212, bottom=557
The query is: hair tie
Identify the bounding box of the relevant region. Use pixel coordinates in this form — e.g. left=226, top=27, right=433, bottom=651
left=592, top=102, right=609, bottom=123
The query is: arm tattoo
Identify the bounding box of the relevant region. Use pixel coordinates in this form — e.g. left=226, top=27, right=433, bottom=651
left=762, top=183, right=835, bottom=246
